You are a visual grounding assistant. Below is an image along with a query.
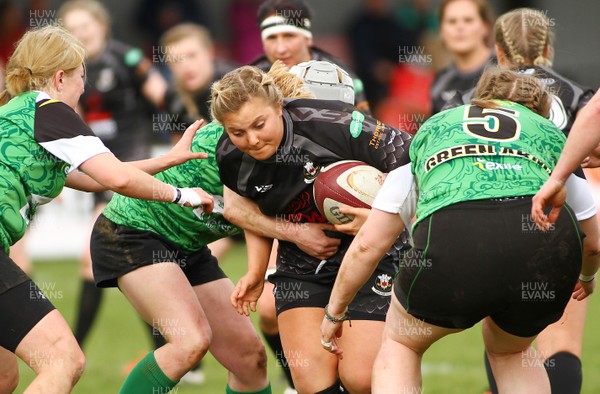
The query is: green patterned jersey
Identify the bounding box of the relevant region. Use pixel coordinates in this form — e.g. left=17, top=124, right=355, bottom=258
left=410, top=101, right=566, bottom=225
left=103, top=121, right=240, bottom=254
left=0, top=91, right=110, bottom=253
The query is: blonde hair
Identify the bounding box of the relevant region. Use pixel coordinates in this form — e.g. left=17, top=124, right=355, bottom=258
left=0, top=25, right=86, bottom=105
left=472, top=68, right=551, bottom=117
left=495, top=8, right=554, bottom=67
left=160, top=23, right=214, bottom=121
left=210, top=60, right=314, bottom=124
left=57, top=0, right=111, bottom=38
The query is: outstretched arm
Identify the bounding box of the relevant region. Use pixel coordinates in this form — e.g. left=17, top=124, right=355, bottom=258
left=66, top=120, right=207, bottom=192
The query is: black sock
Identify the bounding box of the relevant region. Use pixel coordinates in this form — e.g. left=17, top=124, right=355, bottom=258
left=144, top=321, right=202, bottom=370
left=74, top=279, right=103, bottom=346
left=484, top=351, right=499, bottom=394
left=545, top=351, right=582, bottom=394
left=315, top=379, right=343, bottom=394
left=262, top=332, right=294, bottom=388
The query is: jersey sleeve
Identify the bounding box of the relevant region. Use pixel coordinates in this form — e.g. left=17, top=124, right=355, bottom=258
left=565, top=173, right=597, bottom=221
left=372, top=163, right=418, bottom=225
left=215, top=132, right=246, bottom=196
left=35, top=99, right=111, bottom=169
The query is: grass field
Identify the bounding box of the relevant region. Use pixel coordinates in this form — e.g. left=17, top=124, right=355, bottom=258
left=15, top=244, right=600, bottom=393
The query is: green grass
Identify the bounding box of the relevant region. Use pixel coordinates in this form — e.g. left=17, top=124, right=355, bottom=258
left=16, top=244, right=600, bottom=393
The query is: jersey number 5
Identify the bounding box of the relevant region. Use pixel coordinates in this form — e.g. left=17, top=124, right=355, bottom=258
left=462, top=106, right=521, bottom=142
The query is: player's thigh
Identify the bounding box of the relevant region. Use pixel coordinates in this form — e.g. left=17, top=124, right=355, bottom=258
left=278, top=307, right=338, bottom=391
left=536, top=296, right=589, bottom=358
left=193, top=278, right=265, bottom=371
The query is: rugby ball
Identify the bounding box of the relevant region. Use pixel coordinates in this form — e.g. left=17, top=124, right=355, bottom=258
left=313, top=160, right=386, bottom=224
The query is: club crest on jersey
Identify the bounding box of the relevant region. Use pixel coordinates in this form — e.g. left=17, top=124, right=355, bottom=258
left=96, top=68, right=117, bottom=92
left=303, top=160, right=321, bottom=183
left=372, top=273, right=392, bottom=296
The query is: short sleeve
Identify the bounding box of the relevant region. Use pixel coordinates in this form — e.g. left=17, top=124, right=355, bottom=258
left=35, top=99, right=111, bottom=169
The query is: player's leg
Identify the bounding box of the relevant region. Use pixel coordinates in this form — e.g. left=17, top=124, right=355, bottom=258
left=483, top=317, right=549, bottom=393
left=278, top=308, right=339, bottom=393
left=536, top=297, right=587, bottom=394
left=15, top=309, right=86, bottom=394
left=193, top=277, right=270, bottom=393
left=117, top=263, right=212, bottom=392
left=372, top=294, right=460, bottom=393
left=258, top=241, right=295, bottom=390
left=536, top=214, right=600, bottom=385
left=0, top=347, right=19, bottom=393
left=74, top=201, right=106, bottom=346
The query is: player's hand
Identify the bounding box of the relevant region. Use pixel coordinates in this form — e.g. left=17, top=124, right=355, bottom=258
left=333, top=206, right=370, bottom=236
left=531, top=177, right=567, bottom=231
left=165, top=120, right=208, bottom=165
left=294, top=223, right=341, bottom=260
left=320, top=312, right=345, bottom=360
left=581, top=142, right=600, bottom=168
left=573, top=277, right=595, bottom=300
left=177, top=188, right=214, bottom=212
left=231, top=272, right=265, bottom=316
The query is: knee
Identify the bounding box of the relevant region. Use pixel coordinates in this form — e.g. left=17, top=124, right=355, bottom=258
left=242, top=336, right=268, bottom=372
left=63, top=346, right=86, bottom=385
left=0, top=366, right=19, bottom=394
left=172, top=327, right=212, bottom=367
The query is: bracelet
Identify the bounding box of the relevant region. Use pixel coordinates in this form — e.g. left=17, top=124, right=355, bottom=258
left=172, top=187, right=182, bottom=204
left=579, top=273, right=596, bottom=283
left=324, top=304, right=350, bottom=324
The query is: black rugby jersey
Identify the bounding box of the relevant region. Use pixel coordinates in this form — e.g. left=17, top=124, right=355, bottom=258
left=251, top=47, right=369, bottom=113
left=429, top=53, right=496, bottom=115
left=216, top=98, right=412, bottom=274
left=79, top=40, right=156, bottom=159
left=217, top=98, right=410, bottom=218
left=442, top=65, right=595, bottom=135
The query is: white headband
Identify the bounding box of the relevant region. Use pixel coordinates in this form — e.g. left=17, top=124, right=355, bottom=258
left=260, top=15, right=312, bottom=42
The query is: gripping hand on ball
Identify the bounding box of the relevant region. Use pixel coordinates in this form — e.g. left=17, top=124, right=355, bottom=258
left=333, top=206, right=370, bottom=235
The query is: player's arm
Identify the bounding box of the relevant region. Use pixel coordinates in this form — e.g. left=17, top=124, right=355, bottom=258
left=321, top=206, right=406, bottom=359
left=223, top=186, right=341, bottom=260
left=533, top=88, right=600, bottom=225
left=231, top=230, right=272, bottom=316
left=66, top=120, right=207, bottom=192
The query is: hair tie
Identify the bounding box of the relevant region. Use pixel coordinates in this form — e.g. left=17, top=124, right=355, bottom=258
left=533, top=55, right=547, bottom=66
left=512, top=55, right=525, bottom=65
left=24, top=67, right=33, bottom=76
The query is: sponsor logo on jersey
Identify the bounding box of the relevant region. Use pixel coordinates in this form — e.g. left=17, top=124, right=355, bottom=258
left=369, top=120, right=385, bottom=149
left=255, top=184, right=274, bottom=193
left=473, top=158, right=523, bottom=171
left=372, top=273, right=393, bottom=296
left=303, top=160, right=320, bottom=183
left=425, top=144, right=496, bottom=172
left=349, top=110, right=364, bottom=138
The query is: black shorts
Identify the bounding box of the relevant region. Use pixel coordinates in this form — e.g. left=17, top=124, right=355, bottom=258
left=269, top=256, right=397, bottom=321
left=91, top=214, right=227, bottom=288
left=0, top=249, right=55, bottom=352
left=394, top=197, right=583, bottom=337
